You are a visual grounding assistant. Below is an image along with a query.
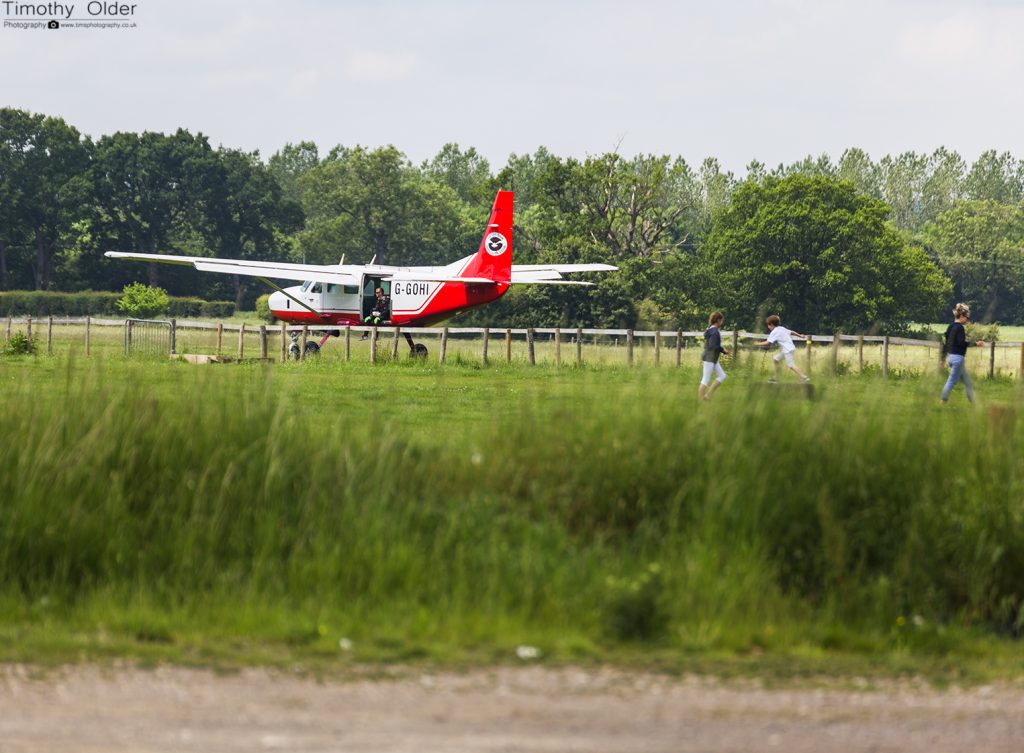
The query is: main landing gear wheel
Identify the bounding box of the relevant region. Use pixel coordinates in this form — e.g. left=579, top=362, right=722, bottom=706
left=303, top=341, right=320, bottom=357
left=404, top=332, right=428, bottom=358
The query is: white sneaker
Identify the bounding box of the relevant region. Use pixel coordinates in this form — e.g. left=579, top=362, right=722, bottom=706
left=801, top=376, right=811, bottom=383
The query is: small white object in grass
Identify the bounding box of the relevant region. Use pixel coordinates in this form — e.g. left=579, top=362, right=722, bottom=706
left=338, top=638, right=353, bottom=651
left=516, top=645, right=541, bottom=660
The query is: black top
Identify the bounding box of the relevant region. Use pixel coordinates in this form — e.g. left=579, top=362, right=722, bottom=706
left=942, top=321, right=970, bottom=357
left=371, top=295, right=391, bottom=317
left=702, top=326, right=725, bottom=363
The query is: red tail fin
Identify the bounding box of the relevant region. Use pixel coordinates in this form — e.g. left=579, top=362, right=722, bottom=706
left=460, top=191, right=513, bottom=283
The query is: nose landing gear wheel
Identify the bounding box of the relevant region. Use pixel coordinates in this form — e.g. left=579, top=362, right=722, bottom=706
left=289, top=336, right=321, bottom=360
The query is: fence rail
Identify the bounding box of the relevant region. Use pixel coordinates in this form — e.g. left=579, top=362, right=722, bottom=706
left=5, top=315, right=1024, bottom=379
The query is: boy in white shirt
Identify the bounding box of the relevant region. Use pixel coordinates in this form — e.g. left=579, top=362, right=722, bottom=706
left=753, top=315, right=810, bottom=383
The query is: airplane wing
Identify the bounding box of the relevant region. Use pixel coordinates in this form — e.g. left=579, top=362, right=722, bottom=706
left=105, top=251, right=362, bottom=286
left=106, top=252, right=617, bottom=287
left=511, top=263, right=617, bottom=285
left=385, top=270, right=496, bottom=284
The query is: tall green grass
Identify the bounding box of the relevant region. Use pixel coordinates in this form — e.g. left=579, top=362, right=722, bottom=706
left=0, top=356, right=1022, bottom=670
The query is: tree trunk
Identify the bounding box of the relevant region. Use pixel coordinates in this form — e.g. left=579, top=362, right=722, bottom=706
left=233, top=274, right=246, bottom=311
left=147, top=238, right=159, bottom=287
left=34, top=231, right=48, bottom=290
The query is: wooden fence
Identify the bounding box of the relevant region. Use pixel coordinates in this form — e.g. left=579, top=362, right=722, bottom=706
left=5, top=315, right=1024, bottom=379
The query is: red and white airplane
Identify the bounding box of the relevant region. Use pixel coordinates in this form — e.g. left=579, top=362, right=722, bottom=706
left=106, top=191, right=616, bottom=357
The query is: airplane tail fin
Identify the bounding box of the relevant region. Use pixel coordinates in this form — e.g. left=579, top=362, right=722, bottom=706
left=459, top=190, right=513, bottom=283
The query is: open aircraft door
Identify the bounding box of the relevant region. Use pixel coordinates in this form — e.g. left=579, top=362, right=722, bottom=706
left=361, top=276, right=391, bottom=322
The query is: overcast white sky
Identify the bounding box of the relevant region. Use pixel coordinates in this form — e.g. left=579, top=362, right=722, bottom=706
left=2, top=0, right=1022, bottom=174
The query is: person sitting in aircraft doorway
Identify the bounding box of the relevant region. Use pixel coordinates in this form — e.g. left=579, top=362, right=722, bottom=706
left=364, top=287, right=391, bottom=326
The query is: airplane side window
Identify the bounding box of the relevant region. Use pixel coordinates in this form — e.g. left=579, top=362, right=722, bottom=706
left=343, top=285, right=358, bottom=295
left=327, top=284, right=337, bottom=294
left=311, top=282, right=323, bottom=294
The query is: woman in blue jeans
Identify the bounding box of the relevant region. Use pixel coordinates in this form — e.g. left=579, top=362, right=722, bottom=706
left=940, top=303, right=985, bottom=403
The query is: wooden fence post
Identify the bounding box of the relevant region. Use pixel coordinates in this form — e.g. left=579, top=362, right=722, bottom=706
left=238, top=322, right=246, bottom=360
left=482, top=327, right=489, bottom=365
left=989, top=341, right=996, bottom=379
left=882, top=336, right=890, bottom=378
left=46, top=316, right=53, bottom=355
left=369, top=327, right=377, bottom=363
left=345, top=326, right=351, bottom=362
left=279, top=323, right=287, bottom=362
left=626, top=329, right=634, bottom=367
left=857, top=335, right=864, bottom=373
left=439, top=327, right=448, bottom=363
left=654, top=331, right=661, bottom=367
left=169, top=319, right=176, bottom=356
left=5, top=316, right=10, bottom=343
left=85, top=316, right=91, bottom=357
left=676, top=330, right=682, bottom=367
left=26, top=316, right=32, bottom=341
left=259, top=325, right=268, bottom=360
left=831, top=332, right=839, bottom=375
left=576, top=327, right=582, bottom=367
left=505, top=329, right=512, bottom=363
left=804, top=335, right=811, bottom=374
left=731, top=330, right=739, bottom=362
left=216, top=322, right=223, bottom=355
left=527, top=328, right=536, bottom=365
left=125, top=319, right=133, bottom=355
left=555, top=328, right=561, bottom=366
left=300, top=325, right=308, bottom=361
left=392, top=327, right=401, bottom=360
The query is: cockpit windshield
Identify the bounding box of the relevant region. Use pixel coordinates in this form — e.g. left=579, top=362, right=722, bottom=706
left=300, top=281, right=312, bottom=292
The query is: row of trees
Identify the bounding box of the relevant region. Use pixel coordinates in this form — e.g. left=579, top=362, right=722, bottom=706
left=3, top=106, right=1024, bottom=329
left=0, top=109, right=301, bottom=308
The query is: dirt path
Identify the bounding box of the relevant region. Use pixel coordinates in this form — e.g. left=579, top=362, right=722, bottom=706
left=1, top=665, right=1022, bottom=752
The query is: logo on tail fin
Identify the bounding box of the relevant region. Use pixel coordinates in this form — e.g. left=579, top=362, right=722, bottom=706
left=485, top=232, right=508, bottom=256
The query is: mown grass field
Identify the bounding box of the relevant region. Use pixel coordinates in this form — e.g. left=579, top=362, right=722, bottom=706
left=1, top=344, right=1023, bottom=684
left=11, top=317, right=1024, bottom=376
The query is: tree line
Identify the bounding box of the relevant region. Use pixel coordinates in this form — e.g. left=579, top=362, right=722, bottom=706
left=2, top=106, right=1023, bottom=331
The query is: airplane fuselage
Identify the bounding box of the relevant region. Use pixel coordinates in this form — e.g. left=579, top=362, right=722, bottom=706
left=268, top=269, right=509, bottom=327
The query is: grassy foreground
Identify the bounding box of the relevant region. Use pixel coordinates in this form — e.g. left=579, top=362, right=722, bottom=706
left=1, top=353, right=1023, bottom=683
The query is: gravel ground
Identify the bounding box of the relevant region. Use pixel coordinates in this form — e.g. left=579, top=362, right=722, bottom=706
left=1, top=664, right=1023, bottom=753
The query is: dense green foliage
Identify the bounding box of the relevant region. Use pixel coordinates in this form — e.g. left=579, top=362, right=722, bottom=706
left=703, top=176, right=952, bottom=331
left=0, top=290, right=234, bottom=318
left=1, top=358, right=1023, bottom=670
left=4, top=106, right=1024, bottom=328
left=1, top=330, right=35, bottom=355
left=255, top=293, right=274, bottom=323
left=921, top=201, right=1024, bottom=323
left=116, top=283, right=169, bottom=319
